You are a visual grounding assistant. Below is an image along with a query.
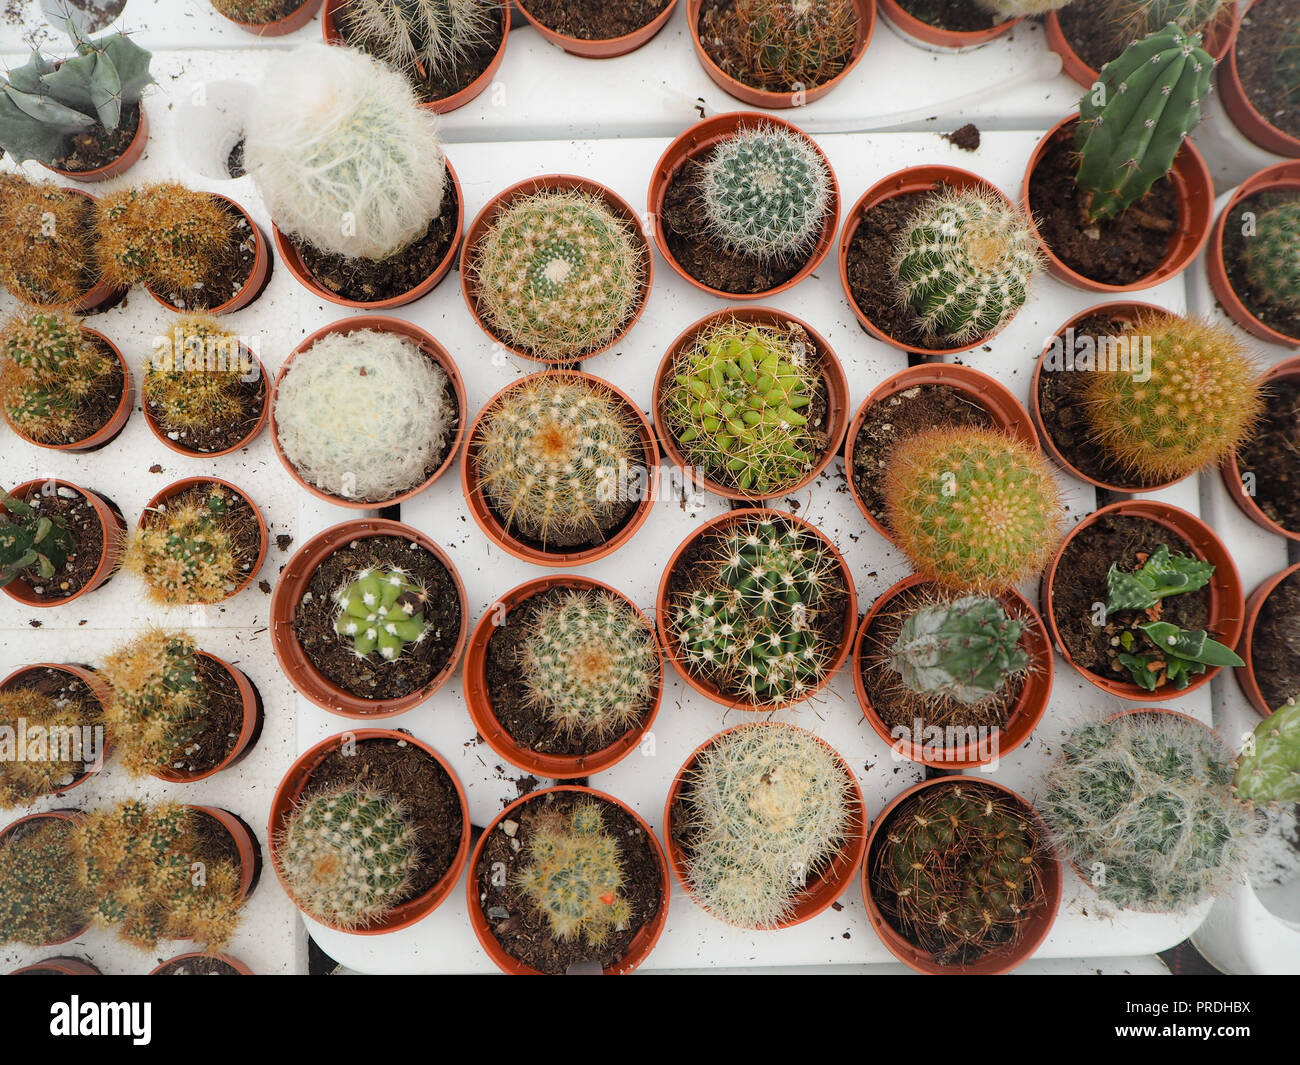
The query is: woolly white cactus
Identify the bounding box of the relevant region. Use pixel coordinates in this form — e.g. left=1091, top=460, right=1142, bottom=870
left=975, top=0, right=1073, bottom=18
left=243, top=44, right=445, bottom=260
left=274, top=329, right=454, bottom=503
left=343, top=0, right=499, bottom=78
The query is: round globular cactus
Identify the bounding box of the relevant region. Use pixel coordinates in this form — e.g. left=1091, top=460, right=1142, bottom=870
left=699, top=125, right=832, bottom=262
left=1239, top=200, right=1300, bottom=318
left=1082, top=314, right=1262, bottom=483
left=470, top=189, right=644, bottom=360
left=275, top=784, right=420, bottom=931
left=145, top=316, right=253, bottom=439
left=0, top=816, right=91, bottom=947
left=891, top=187, right=1040, bottom=345
left=884, top=428, right=1065, bottom=594
left=333, top=568, right=432, bottom=661
left=0, top=685, right=103, bottom=807
left=1234, top=698, right=1300, bottom=806
left=723, top=0, right=860, bottom=92
left=0, top=175, right=99, bottom=308
left=341, top=0, right=498, bottom=80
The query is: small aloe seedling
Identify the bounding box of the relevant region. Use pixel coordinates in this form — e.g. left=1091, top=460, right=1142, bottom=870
left=333, top=568, right=432, bottom=661
left=145, top=316, right=252, bottom=438
left=1239, top=200, right=1300, bottom=318
left=1105, top=543, right=1213, bottom=613
left=1234, top=698, right=1300, bottom=805
left=0, top=816, right=90, bottom=947
left=0, top=175, right=99, bottom=308
left=725, top=0, right=859, bottom=91
left=0, top=686, right=103, bottom=807
left=0, top=489, right=75, bottom=590
left=342, top=0, right=498, bottom=81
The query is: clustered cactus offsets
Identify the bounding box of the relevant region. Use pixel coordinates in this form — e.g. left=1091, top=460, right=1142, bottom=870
left=340, top=0, right=500, bottom=84
left=678, top=724, right=854, bottom=928
left=145, top=316, right=258, bottom=445
left=334, top=568, right=433, bottom=661
left=712, top=0, right=859, bottom=93
left=1239, top=199, right=1300, bottom=319
left=0, top=488, right=75, bottom=591
left=0, top=816, right=90, bottom=947
left=471, top=188, right=645, bottom=360
left=0, top=679, right=103, bottom=806
left=0, top=175, right=99, bottom=308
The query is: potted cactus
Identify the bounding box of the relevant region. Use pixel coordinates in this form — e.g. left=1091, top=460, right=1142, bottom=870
left=462, top=177, right=652, bottom=364
left=1237, top=562, right=1300, bottom=716
left=1218, top=1, right=1300, bottom=157
left=1223, top=355, right=1300, bottom=539
left=211, top=0, right=325, bottom=35
left=880, top=0, right=1053, bottom=49
left=0, top=812, right=91, bottom=948
left=151, top=952, right=253, bottom=974
left=244, top=43, right=462, bottom=308
left=516, top=0, right=677, bottom=57
left=1, top=310, right=131, bottom=451
left=664, top=723, right=865, bottom=929
left=0, top=663, right=108, bottom=805
left=469, top=785, right=669, bottom=973
left=648, top=113, right=839, bottom=298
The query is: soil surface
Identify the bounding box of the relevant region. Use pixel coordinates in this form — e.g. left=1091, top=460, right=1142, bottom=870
left=1221, top=189, right=1300, bottom=342
left=944, top=123, right=981, bottom=151
left=11, top=484, right=113, bottom=600
left=523, top=0, right=669, bottom=39
left=1, top=666, right=102, bottom=788
left=48, top=103, right=141, bottom=174
left=1058, top=2, right=1235, bottom=71
left=1236, top=378, right=1300, bottom=534
left=148, top=362, right=266, bottom=455
left=898, top=0, right=998, bottom=32
left=151, top=199, right=258, bottom=311
left=1253, top=569, right=1300, bottom=711
left=227, top=139, right=246, bottom=180
left=475, top=790, right=662, bottom=974
left=698, top=0, right=859, bottom=92
left=164, top=656, right=246, bottom=776
left=9, top=334, right=124, bottom=448
left=293, top=535, right=463, bottom=704
left=152, top=955, right=244, bottom=974
left=1234, top=0, right=1300, bottom=143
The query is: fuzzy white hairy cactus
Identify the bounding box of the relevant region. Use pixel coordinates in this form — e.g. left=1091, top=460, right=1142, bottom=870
left=344, top=0, right=499, bottom=77
left=274, top=329, right=453, bottom=503
left=243, top=44, right=445, bottom=260
left=975, top=0, right=1072, bottom=18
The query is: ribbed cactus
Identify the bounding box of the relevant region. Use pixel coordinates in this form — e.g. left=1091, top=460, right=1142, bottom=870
left=884, top=428, right=1065, bottom=594
left=518, top=589, right=657, bottom=744
left=1043, top=713, right=1249, bottom=912
left=1075, top=25, right=1213, bottom=221
left=699, top=125, right=832, bottom=261
left=889, top=595, right=1029, bottom=706
left=661, top=319, right=819, bottom=496
left=1105, top=543, right=1214, bottom=612
left=975, top=0, right=1074, bottom=17
left=0, top=489, right=75, bottom=590
left=726, top=0, right=859, bottom=92
left=1240, top=201, right=1300, bottom=317
left=470, top=189, right=644, bottom=360
left=1101, top=0, right=1228, bottom=44
left=0, top=817, right=90, bottom=947
left=275, top=784, right=419, bottom=931
left=342, top=0, right=498, bottom=78
left=680, top=724, right=853, bottom=928
left=1233, top=698, right=1300, bottom=805
left=474, top=375, right=643, bottom=549
left=333, top=568, right=432, bottom=661
left=516, top=801, right=631, bottom=947
left=1083, top=314, right=1262, bottom=483
left=145, top=316, right=252, bottom=438
left=0, top=685, right=102, bottom=806
left=1278, top=23, right=1300, bottom=101
left=0, top=175, right=99, bottom=308
left=892, top=187, right=1040, bottom=345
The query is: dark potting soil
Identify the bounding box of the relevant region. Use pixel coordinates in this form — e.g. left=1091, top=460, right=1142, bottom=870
left=14, top=335, right=124, bottom=448
left=1051, top=514, right=1214, bottom=688
left=698, top=0, right=859, bottom=92
left=944, top=123, right=982, bottom=151
left=1235, top=0, right=1300, bottom=143
left=849, top=383, right=997, bottom=527
left=14, top=484, right=111, bottom=600
left=149, top=366, right=266, bottom=455
left=1027, top=133, right=1178, bottom=287
left=1058, top=2, right=1235, bottom=72
left=897, top=0, right=998, bottom=32
left=48, top=103, right=141, bottom=174
left=485, top=587, right=655, bottom=757
left=475, top=790, right=663, bottom=974
left=191, top=809, right=240, bottom=872
left=523, top=0, right=669, bottom=39
left=302, top=738, right=464, bottom=903
left=1253, top=570, right=1300, bottom=711
left=293, top=535, right=463, bottom=703
left=151, top=199, right=258, bottom=311
left=226, top=138, right=246, bottom=180
left=294, top=170, right=459, bottom=304
left=216, top=0, right=303, bottom=22
left=1221, top=189, right=1300, bottom=342
left=1236, top=378, right=1300, bottom=535
left=661, top=156, right=818, bottom=295
left=168, top=656, right=245, bottom=776
left=152, top=955, right=243, bottom=975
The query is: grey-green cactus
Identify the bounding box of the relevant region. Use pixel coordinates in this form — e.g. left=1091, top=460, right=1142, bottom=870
left=1240, top=201, right=1300, bottom=317
left=1105, top=543, right=1214, bottom=613
left=889, top=595, right=1029, bottom=706
left=0, top=489, right=74, bottom=590
left=1233, top=699, right=1300, bottom=805
left=333, top=568, right=432, bottom=661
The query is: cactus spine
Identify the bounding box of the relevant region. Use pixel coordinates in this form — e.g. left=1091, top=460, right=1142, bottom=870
left=145, top=316, right=253, bottom=440
left=1239, top=200, right=1300, bottom=317
left=0, top=175, right=99, bottom=308
left=1101, top=0, right=1228, bottom=45
left=0, top=816, right=90, bottom=946
left=723, top=0, right=859, bottom=91
left=0, top=683, right=103, bottom=807
left=333, top=568, right=432, bottom=661
left=1234, top=698, right=1300, bottom=805
left=0, top=489, right=75, bottom=590
left=342, top=0, right=498, bottom=79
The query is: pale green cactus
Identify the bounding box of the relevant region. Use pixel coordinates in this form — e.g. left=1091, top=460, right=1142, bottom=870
left=1233, top=699, right=1300, bottom=806
left=889, top=595, right=1029, bottom=706
left=333, top=568, right=432, bottom=661
left=1240, top=201, right=1300, bottom=317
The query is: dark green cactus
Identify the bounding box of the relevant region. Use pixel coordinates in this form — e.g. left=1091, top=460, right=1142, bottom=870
left=0, top=489, right=74, bottom=589
left=1233, top=698, right=1300, bottom=805
left=889, top=595, right=1029, bottom=706
left=1240, top=201, right=1300, bottom=316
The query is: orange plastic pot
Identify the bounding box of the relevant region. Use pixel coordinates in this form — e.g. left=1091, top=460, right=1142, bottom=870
left=10, top=957, right=100, bottom=975
left=143, top=346, right=269, bottom=458
left=1040, top=500, right=1245, bottom=701
left=1218, top=2, right=1300, bottom=157
left=1, top=480, right=126, bottom=608
left=879, top=0, right=1017, bottom=49
left=1023, top=116, right=1215, bottom=293
left=468, top=784, right=669, bottom=972
left=1029, top=301, right=1181, bottom=493
left=215, top=0, right=322, bottom=35
left=462, top=370, right=659, bottom=567
left=1236, top=561, right=1300, bottom=716
left=518, top=0, right=678, bottom=57
left=271, top=519, right=468, bottom=717
left=1208, top=161, right=1300, bottom=348
left=273, top=157, right=464, bottom=309
left=461, top=174, right=654, bottom=364
left=0, top=663, right=110, bottom=796
left=648, top=112, right=840, bottom=300
left=270, top=316, right=466, bottom=507
left=652, top=306, right=850, bottom=502
left=190, top=806, right=260, bottom=903
left=150, top=953, right=253, bottom=974
left=270, top=729, right=470, bottom=934
left=150, top=654, right=262, bottom=784
left=41, top=107, right=149, bottom=183
left=664, top=722, right=867, bottom=929
left=862, top=776, right=1062, bottom=974
left=843, top=363, right=1036, bottom=541
left=655, top=508, right=857, bottom=711
left=1222, top=356, right=1300, bottom=540
left=322, top=0, right=509, bottom=112
left=851, top=575, right=1053, bottom=769
left=463, top=575, right=663, bottom=778
left=839, top=165, right=1022, bottom=355
left=145, top=194, right=272, bottom=315
left=688, top=0, right=876, bottom=106
left=0, top=811, right=90, bottom=947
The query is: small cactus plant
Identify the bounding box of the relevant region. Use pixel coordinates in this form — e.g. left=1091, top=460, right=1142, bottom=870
left=144, top=316, right=255, bottom=443
left=1239, top=200, right=1300, bottom=318
left=1233, top=698, right=1300, bottom=806
left=275, top=784, right=420, bottom=931
left=1101, top=0, right=1228, bottom=45
left=515, top=800, right=632, bottom=947
left=333, top=568, right=432, bottom=661
left=891, top=187, right=1041, bottom=345
left=0, top=816, right=91, bottom=947
left=341, top=0, right=499, bottom=82
left=1082, top=314, right=1262, bottom=483
left=661, top=318, right=820, bottom=496
left=975, top=0, right=1074, bottom=18
left=0, top=489, right=75, bottom=590
left=470, top=188, right=644, bottom=360
left=721, top=0, right=860, bottom=92
left=884, top=427, right=1065, bottom=594
left=517, top=589, right=658, bottom=744
left=0, top=175, right=100, bottom=308
left=0, top=684, right=103, bottom=807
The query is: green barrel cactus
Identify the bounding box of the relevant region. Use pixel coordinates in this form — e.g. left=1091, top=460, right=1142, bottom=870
left=889, top=595, right=1029, bottom=706
left=1240, top=200, right=1300, bottom=317
left=333, top=568, right=432, bottom=662
left=1234, top=698, right=1300, bottom=806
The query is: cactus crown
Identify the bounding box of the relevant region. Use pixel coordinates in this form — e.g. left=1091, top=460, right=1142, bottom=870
left=474, top=375, right=643, bottom=550
left=1075, top=24, right=1213, bottom=221
left=727, top=0, right=859, bottom=92
left=1239, top=200, right=1300, bottom=317
left=1233, top=698, right=1300, bottom=806
left=0, top=175, right=99, bottom=307
left=0, top=310, right=117, bottom=445
left=0, top=817, right=91, bottom=947
left=1082, top=314, right=1262, bottom=482
left=1043, top=713, right=1250, bottom=912
left=669, top=516, right=844, bottom=705
left=1102, top=0, right=1227, bottom=45
left=0, top=489, right=75, bottom=590
left=680, top=724, right=853, bottom=928
left=884, top=427, right=1065, bottom=594
left=515, top=800, right=632, bottom=948
left=975, top=0, right=1073, bottom=18
left=892, top=187, right=1041, bottom=344
left=470, top=188, right=644, bottom=360
left=333, top=568, right=432, bottom=662
left=275, top=784, right=419, bottom=931
left=0, top=685, right=102, bottom=807
left=699, top=125, right=832, bottom=262
left=661, top=318, right=821, bottom=497
left=342, top=0, right=498, bottom=80
left=145, top=316, right=253, bottom=434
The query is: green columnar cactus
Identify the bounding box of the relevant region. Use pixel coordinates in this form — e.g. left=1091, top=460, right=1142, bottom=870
left=728, top=0, right=860, bottom=91
left=0, top=817, right=91, bottom=946
left=1101, top=0, right=1227, bottom=44
left=0, top=687, right=102, bottom=806
left=333, top=568, right=432, bottom=661
left=515, top=800, right=632, bottom=947
left=699, top=125, right=832, bottom=261
left=892, top=187, right=1040, bottom=344
left=518, top=589, right=658, bottom=743
left=123, top=485, right=251, bottom=606
left=975, top=0, right=1073, bottom=18
left=889, top=595, right=1029, bottom=706
left=661, top=319, right=819, bottom=496
left=275, top=785, right=419, bottom=931
left=0, top=489, right=75, bottom=590
left=343, top=0, right=498, bottom=78
left=1075, top=25, right=1213, bottom=221
left=1233, top=698, right=1300, bottom=805
left=1240, top=201, right=1300, bottom=317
